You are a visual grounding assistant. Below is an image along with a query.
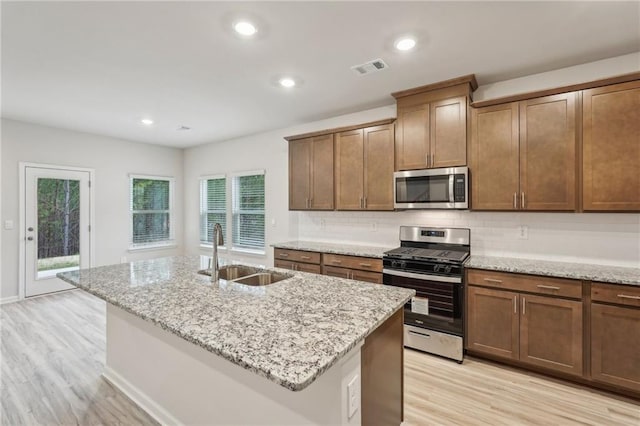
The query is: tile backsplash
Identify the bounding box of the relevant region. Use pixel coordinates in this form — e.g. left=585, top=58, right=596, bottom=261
left=298, top=211, right=640, bottom=267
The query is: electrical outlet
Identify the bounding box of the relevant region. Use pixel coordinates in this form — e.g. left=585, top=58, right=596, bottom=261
left=347, top=374, right=360, bottom=419
left=320, top=219, right=326, bottom=229
left=271, top=218, right=277, bottom=227
left=372, top=222, right=377, bottom=232
left=518, top=225, right=529, bottom=240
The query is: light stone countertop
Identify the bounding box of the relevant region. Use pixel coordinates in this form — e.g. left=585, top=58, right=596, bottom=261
left=271, top=241, right=393, bottom=259
left=465, top=255, right=640, bottom=286
left=58, top=256, right=414, bottom=391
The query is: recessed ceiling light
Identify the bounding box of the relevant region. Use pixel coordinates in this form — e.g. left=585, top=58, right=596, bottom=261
left=395, top=37, right=416, bottom=51
left=141, top=119, right=154, bottom=126
left=234, top=21, right=257, bottom=36
left=279, top=77, right=296, bottom=88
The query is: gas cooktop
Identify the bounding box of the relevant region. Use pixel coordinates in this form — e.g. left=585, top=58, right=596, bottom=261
left=384, top=246, right=469, bottom=263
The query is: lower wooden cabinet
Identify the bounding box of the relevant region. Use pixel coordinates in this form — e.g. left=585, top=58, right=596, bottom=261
left=274, top=248, right=321, bottom=274
left=323, top=265, right=382, bottom=284
left=274, top=259, right=321, bottom=274
left=467, top=272, right=583, bottom=377
left=590, top=282, right=640, bottom=392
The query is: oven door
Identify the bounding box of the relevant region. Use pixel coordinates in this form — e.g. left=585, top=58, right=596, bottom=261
left=383, top=268, right=464, bottom=336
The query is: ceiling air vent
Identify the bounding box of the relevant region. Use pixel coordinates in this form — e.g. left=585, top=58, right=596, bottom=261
left=351, top=58, right=389, bottom=76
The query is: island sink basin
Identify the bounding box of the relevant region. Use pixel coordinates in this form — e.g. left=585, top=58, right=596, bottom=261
left=197, top=265, right=291, bottom=286
left=233, top=272, right=290, bottom=286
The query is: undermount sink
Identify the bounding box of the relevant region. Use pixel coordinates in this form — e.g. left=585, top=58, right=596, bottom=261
left=197, top=265, right=291, bottom=286
left=232, top=272, right=290, bottom=286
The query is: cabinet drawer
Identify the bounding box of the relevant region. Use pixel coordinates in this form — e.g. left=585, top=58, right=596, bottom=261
left=274, top=249, right=321, bottom=264
left=323, top=266, right=383, bottom=284
left=275, top=259, right=321, bottom=274
left=592, top=283, right=640, bottom=308
left=323, top=254, right=382, bottom=272
left=467, top=269, right=582, bottom=299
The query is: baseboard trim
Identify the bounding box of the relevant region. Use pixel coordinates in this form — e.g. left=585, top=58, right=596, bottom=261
left=0, top=296, right=19, bottom=305
left=102, top=366, right=181, bottom=426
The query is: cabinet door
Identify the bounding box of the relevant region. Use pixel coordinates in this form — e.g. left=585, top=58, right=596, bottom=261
left=591, top=303, right=640, bottom=392
left=470, top=103, right=520, bottom=210
left=288, top=139, right=311, bottom=210
left=520, top=294, right=583, bottom=376
left=323, top=265, right=352, bottom=279
left=583, top=80, right=640, bottom=211
left=295, top=262, right=322, bottom=274
left=430, top=96, right=467, bottom=168
left=395, top=104, right=429, bottom=171
left=335, top=129, right=364, bottom=210
left=520, top=93, right=577, bottom=211
left=363, top=124, right=395, bottom=210
left=274, top=259, right=297, bottom=271
left=467, top=286, right=519, bottom=360
left=310, top=134, right=335, bottom=210
left=351, top=270, right=383, bottom=284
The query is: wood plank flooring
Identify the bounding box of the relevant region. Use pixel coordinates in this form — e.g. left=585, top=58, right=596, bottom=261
left=1, top=290, right=638, bottom=425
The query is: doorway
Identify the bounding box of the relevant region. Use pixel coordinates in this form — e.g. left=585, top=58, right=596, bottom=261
left=22, top=165, right=93, bottom=297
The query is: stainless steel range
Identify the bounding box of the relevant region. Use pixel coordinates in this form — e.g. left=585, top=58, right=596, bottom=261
left=383, top=226, right=470, bottom=363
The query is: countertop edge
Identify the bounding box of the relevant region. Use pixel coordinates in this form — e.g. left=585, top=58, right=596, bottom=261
left=271, top=241, right=392, bottom=259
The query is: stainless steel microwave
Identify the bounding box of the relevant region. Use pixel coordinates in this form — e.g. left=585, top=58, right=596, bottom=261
left=394, top=166, right=469, bottom=209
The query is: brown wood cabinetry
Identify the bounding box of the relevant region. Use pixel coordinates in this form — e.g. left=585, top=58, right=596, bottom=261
left=393, top=75, right=477, bottom=171
left=288, top=135, right=334, bottom=210
left=335, top=124, right=395, bottom=210
left=590, top=282, right=640, bottom=392
left=583, top=80, right=640, bottom=211
left=273, top=248, right=322, bottom=273
left=323, top=253, right=383, bottom=284
left=470, top=92, right=577, bottom=211
left=467, top=269, right=583, bottom=376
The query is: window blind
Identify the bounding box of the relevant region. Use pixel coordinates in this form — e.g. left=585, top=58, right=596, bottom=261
left=232, top=173, right=265, bottom=250
left=130, top=177, right=172, bottom=246
left=200, top=177, right=226, bottom=245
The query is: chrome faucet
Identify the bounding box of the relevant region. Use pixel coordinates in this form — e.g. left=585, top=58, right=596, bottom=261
left=211, top=223, right=224, bottom=283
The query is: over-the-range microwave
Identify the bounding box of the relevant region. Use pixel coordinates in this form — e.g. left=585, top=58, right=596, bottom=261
left=394, top=166, right=469, bottom=210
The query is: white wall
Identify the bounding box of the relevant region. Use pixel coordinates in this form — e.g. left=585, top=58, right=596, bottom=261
left=182, top=105, right=396, bottom=267
left=1, top=119, right=184, bottom=299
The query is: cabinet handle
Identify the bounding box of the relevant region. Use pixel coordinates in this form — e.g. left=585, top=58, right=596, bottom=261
left=364, top=196, right=367, bottom=209
left=332, top=259, right=342, bottom=264
left=300, top=256, right=311, bottom=260
left=279, top=253, right=289, bottom=257
left=431, top=153, right=435, bottom=167
left=360, top=197, right=363, bottom=209
left=522, top=297, right=526, bottom=316
left=306, top=198, right=309, bottom=208
left=513, top=296, right=517, bottom=314
left=310, top=198, right=313, bottom=207
left=618, top=294, right=640, bottom=300
left=521, top=192, right=526, bottom=209
left=359, top=263, right=372, bottom=267
left=292, top=263, right=297, bottom=271
left=484, top=278, right=503, bottom=283
left=513, top=192, right=518, bottom=209
left=537, top=284, right=560, bottom=290
left=425, top=154, right=430, bottom=168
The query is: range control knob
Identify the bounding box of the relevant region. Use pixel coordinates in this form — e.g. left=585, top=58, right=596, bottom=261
left=444, top=265, right=452, bottom=273
left=434, top=264, right=441, bottom=273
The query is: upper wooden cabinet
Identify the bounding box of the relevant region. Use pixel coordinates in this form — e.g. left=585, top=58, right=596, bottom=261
left=288, top=134, right=334, bottom=210
left=470, top=92, right=577, bottom=211
left=393, top=75, right=477, bottom=171
left=583, top=80, right=640, bottom=211
left=335, top=123, right=395, bottom=210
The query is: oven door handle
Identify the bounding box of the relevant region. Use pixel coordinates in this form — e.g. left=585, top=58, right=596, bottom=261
left=383, top=268, right=462, bottom=283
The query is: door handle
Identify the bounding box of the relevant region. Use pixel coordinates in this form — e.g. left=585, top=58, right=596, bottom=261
left=513, top=192, right=518, bottom=209
left=522, top=297, right=526, bottom=315
left=521, top=192, right=525, bottom=209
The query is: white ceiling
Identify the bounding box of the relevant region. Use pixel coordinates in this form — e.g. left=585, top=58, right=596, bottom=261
left=2, top=1, right=639, bottom=148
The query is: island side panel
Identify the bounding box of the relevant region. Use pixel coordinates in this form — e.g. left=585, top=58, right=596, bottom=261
left=104, top=304, right=362, bottom=425
left=361, top=308, right=404, bottom=426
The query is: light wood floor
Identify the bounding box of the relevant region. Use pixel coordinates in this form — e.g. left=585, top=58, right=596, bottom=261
left=1, top=291, right=639, bottom=426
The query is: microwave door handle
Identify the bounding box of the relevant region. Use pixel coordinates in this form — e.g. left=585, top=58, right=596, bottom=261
left=449, top=174, right=455, bottom=203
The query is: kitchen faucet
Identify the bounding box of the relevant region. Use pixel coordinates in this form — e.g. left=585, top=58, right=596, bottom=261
left=211, top=223, right=224, bottom=283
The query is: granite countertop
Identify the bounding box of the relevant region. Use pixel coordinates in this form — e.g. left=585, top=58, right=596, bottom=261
left=271, top=241, right=393, bottom=259
left=465, top=255, right=640, bottom=286
left=58, top=256, right=414, bottom=391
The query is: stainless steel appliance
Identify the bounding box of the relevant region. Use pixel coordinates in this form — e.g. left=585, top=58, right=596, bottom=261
left=383, top=226, right=470, bottom=362
left=394, top=166, right=468, bottom=210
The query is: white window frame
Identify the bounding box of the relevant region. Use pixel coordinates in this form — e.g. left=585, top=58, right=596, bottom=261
left=230, top=169, right=266, bottom=255
left=199, top=174, right=227, bottom=250
left=129, top=174, right=175, bottom=251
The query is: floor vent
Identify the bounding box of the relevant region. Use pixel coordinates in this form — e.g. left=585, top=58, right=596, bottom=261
left=351, top=58, right=389, bottom=76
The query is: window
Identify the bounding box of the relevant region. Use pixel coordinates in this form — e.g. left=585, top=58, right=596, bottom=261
left=199, top=176, right=226, bottom=246
left=232, top=171, right=265, bottom=251
left=129, top=175, right=174, bottom=249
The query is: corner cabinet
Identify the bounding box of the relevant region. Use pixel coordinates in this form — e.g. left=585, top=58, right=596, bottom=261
left=466, top=269, right=583, bottom=377
left=335, top=123, right=395, bottom=211
left=392, top=75, right=477, bottom=171
left=582, top=80, right=640, bottom=211
left=470, top=92, right=577, bottom=211
left=288, top=135, right=334, bottom=210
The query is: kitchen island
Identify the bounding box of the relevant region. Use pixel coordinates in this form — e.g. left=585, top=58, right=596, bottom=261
left=58, top=256, right=414, bottom=425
